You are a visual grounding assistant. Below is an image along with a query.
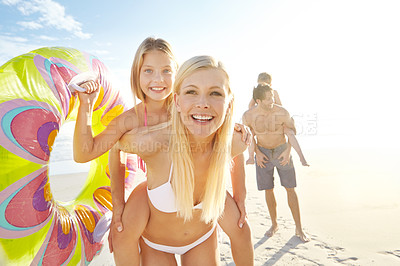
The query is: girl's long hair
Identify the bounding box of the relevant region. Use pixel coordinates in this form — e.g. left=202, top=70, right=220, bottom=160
left=130, top=37, right=178, bottom=108
left=169, top=56, right=234, bottom=224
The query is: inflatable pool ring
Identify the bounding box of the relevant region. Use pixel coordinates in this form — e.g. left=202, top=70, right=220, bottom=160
left=0, top=47, right=144, bottom=265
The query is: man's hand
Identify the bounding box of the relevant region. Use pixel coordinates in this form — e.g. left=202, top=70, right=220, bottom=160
left=108, top=204, right=125, bottom=253
left=255, top=147, right=269, bottom=168
left=278, top=145, right=291, bottom=166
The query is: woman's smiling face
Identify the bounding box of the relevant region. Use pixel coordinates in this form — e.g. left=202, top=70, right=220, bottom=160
left=175, top=68, right=231, bottom=139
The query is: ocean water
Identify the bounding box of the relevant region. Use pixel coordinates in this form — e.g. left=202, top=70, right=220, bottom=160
left=48, top=121, right=90, bottom=201
left=48, top=121, right=90, bottom=176
left=47, top=116, right=396, bottom=201
left=48, top=116, right=393, bottom=176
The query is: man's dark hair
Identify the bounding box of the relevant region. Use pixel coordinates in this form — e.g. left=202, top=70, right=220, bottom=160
left=253, top=83, right=272, bottom=101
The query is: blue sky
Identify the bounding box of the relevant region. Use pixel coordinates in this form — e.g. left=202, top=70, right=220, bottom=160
left=1, top=0, right=400, bottom=138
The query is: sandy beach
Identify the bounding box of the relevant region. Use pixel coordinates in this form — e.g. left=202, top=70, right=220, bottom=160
left=2, top=0, right=400, bottom=264
left=51, top=140, right=400, bottom=265
left=226, top=147, right=400, bottom=266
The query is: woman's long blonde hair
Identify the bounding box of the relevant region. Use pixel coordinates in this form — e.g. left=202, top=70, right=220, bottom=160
left=169, top=56, right=234, bottom=224
left=130, top=37, right=178, bottom=107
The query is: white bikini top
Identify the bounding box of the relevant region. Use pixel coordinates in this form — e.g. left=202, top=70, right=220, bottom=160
left=147, top=166, right=203, bottom=213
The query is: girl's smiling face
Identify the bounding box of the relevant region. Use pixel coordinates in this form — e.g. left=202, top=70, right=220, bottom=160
left=175, top=68, right=231, bottom=139
left=139, top=50, right=175, bottom=102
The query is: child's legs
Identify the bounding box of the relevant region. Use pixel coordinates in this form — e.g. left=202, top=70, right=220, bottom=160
left=112, top=182, right=149, bottom=266
left=180, top=229, right=219, bottom=266
left=249, top=138, right=255, bottom=155
left=246, top=140, right=255, bottom=164
left=218, top=192, right=254, bottom=266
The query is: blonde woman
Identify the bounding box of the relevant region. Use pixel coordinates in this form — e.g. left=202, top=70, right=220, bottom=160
left=111, top=56, right=254, bottom=265
left=73, top=37, right=249, bottom=250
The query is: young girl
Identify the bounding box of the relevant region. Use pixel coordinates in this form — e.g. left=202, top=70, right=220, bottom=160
left=73, top=39, right=252, bottom=263
left=110, top=55, right=253, bottom=265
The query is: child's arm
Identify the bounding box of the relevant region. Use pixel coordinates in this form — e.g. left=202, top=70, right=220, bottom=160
left=242, top=113, right=269, bottom=168
left=112, top=181, right=149, bottom=265
left=73, top=81, right=138, bottom=163
left=273, top=89, right=282, bottom=106
left=230, top=154, right=247, bottom=228
left=230, top=124, right=251, bottom=227
left=218, top=192, right=254, bottom=266
left=248, top=98, right=256, bottom=109
left=107, top=145, right=127, bottom=253
left=284, top=127, right=309, bottom=166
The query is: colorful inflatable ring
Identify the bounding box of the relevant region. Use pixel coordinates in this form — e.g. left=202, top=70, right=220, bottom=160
left=0, top=47, right=144, bottom=265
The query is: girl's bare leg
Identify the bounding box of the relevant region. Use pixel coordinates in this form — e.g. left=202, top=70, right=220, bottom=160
left=246, top=140, right=255, bottom=164
left=112, top=182, right=149, bottom=266
left=218, top=192, right=254, bottom=266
